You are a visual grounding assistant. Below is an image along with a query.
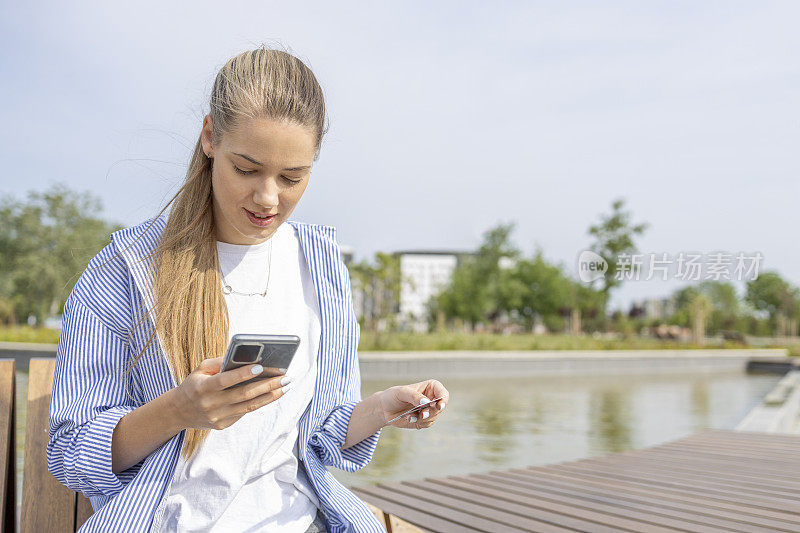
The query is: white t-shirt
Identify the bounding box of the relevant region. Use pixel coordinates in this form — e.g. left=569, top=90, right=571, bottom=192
left=150, top=222, right=322, bottom=532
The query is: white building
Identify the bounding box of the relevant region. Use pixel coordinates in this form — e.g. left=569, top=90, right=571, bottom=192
left=393, top=250, right=473, bottom=332
left=632, top=297, right=676, bottom=321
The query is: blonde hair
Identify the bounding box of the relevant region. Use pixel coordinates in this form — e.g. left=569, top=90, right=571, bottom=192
left=94, top=45, right=327, bottom=461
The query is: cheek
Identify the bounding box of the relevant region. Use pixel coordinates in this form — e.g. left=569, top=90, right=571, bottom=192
left=290, top=181, right=310, bottom=202
left=212, top=169, right=245, bottom=204
left=286, top=188, right=306, bottom=208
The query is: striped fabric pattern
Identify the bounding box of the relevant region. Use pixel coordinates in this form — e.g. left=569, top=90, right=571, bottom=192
left=47, top=214, right=386, bottom=532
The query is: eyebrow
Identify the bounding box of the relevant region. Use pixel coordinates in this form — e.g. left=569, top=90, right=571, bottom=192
left=231, top=152, right=311, bottom=172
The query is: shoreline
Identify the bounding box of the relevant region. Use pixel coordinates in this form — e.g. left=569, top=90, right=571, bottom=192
left=0, top=343, right=792, bottom=379
left=737, top=369, right=800, bottom=434
left=357, top=348, right=790, bottom=380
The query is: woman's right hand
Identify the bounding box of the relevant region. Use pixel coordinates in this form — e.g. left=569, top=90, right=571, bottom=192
left=170, top=356, right=293, bottom=431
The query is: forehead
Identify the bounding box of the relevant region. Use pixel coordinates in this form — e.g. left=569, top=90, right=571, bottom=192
left=222, top=116, right=316, bottom=164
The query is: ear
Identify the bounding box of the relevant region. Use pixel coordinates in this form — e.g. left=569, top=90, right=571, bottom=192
left=201, top=114, right=214, bottom=158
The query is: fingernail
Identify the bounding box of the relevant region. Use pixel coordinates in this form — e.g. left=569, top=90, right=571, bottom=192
left=280, top=376, right=293, bottom=386
left=251, top=365, right=264, bottom=375
left=422, top=410, right=430, bottom=420
left=281, top=383, right=293, bottom=394
left=419, top=398, right=429, bottom=405
left=409, top=416, right=417, bottom=423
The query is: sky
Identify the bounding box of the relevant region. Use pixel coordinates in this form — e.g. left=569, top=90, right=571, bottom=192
left=2, top=1, right=798, bottom=311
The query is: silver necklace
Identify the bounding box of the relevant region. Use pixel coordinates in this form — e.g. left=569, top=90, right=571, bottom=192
left=219, top=238, right=273, bottom=297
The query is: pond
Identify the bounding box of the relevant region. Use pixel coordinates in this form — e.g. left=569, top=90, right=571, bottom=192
left=13, top=369, right=781, bottom=518
left=332, top=371, right=781, bottom=489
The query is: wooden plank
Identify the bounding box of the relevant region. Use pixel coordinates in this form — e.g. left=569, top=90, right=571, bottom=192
left=363, top=501, right=390, bottom=530
left=565, top=456, right=800, bottom=500
left=656, top=442, right=800, bottom=464
left=356, top=483, right=530, bottom=532
left=354, top=429, right=800, bottom=532
left=611, top=445, right=800, bottom=475
left=351, top=486, right=487, bottom=533
left=583, top=451, right=800, bottom=490
left=641, top=434, right=800, bottom=457
left=21, top=358, right=75, bottom=533
left=547, top=460, right=800, bottom=507
left=388, top=479, right=618, bottom=533
left=683, top=433, right=800, bottom=452
left=700, top=428, right=800, bottom=444
left=498, top=466, right=800, bottom=528
left=474, top=470, right=793, bottom=533
left=362, top=499, right=430, bottom=533
left=75, top=495, right=94, bottom=530
left=582, top=450, right=800, bottom=485
left=661, top=437, right=800, bottom=458
left=539, top=463, right=800, bottom=514
left=387, top=514, right=430, bottom=533
left=409, top=477, right=661, bottom=533
left=0, top=359, right=16, bottom=533
left=467, top=472, right=771, bottom=533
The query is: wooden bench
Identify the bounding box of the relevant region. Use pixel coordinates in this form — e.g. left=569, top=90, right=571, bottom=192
left=0, top=359, right=17, bottom=533
left=0, top=357, right=426, bottom=532
left=19, top=358, right=94, bottom=531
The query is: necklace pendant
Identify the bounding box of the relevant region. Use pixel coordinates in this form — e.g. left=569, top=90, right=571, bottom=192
left=218, top=238, right=273, bottom=298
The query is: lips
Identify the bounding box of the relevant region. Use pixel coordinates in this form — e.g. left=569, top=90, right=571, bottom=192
left=245, top=209, right=277, bottom=218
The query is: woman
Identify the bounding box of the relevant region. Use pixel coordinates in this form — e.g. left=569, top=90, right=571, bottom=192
left=47, top=46, right=449, bottom=533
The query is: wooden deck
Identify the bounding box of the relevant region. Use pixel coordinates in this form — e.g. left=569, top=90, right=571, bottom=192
left=351, top=428, right=800, bottom=532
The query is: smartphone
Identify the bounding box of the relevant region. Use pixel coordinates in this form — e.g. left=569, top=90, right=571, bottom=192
left=220, top=334, right=301, bottom=384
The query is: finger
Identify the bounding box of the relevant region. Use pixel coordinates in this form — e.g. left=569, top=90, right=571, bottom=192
left=197, top=356, right=224, bottom=375
left=436, top=395, right=448, bottom=410
left=426, top=380, right=448, bottom=408
left=416, top=409, right=437, bottom=428
left=212, top=362, right=269, bottom=390
left=397, top=386, right=431, bottom=408
left=220, top=373, right=290, bottom=405
left=221, top=384, right=288, bottom=419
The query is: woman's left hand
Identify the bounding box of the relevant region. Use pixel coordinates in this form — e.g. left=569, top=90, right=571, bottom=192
left=378, top=379, right=449, bottom=430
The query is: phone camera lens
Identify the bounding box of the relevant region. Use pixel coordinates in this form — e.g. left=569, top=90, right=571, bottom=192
left=232, top=344, right=261, bottom=363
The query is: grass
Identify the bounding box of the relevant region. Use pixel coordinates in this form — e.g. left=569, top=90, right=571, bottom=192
left=356, top=331, right=787, bottom=352
left=0, top=326, right=60, bottom=344
left=1, top=327, right=796, bottom=355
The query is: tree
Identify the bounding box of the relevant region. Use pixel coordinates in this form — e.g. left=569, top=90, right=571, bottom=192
left=433, top=259, right=487, bottom=330
left=347, top=252, right=403, bottom=333
left=510, top=250, right=603, bottom=333
left=0, top=183, right=123, bottom=325
left=746, top=272, right=800, bottom=336
left=433, top=222, right=523, bottom=331
left=689, top=293, right=712, bottom=345
left=513, top=250, right=571, bottom=330
left=587, top=198, right=648, bottom=311
left=671, top=281, right=741, bottom=335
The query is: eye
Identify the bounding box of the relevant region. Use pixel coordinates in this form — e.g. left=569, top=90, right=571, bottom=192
left=233, top=165, right=256, bottom=176
left=282, top=176, right=302, bottom=184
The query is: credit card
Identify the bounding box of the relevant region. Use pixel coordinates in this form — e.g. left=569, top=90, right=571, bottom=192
left=386, top=396, right=445, bottom=424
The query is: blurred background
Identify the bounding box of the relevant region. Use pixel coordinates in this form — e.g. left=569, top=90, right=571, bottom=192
left=1, top=0, right=799, bottom=521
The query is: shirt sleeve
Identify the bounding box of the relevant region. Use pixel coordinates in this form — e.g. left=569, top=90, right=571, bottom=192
left=308, top=235, right=382, bottom=472
left=308, top=399, right=381, bottom=473
left=47, top=294, right=144, bottom=498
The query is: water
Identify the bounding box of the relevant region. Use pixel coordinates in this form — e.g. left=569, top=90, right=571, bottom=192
left=13, top=369, right=781, bottom=516
left=332, top=371, right=782, bottom=489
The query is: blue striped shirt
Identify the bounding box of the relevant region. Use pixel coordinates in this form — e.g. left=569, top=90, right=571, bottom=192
left=47, top=214, right=386, bottom=532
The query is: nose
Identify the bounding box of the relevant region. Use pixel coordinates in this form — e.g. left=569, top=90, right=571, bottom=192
left=252, top=176, right=280, bottom=209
